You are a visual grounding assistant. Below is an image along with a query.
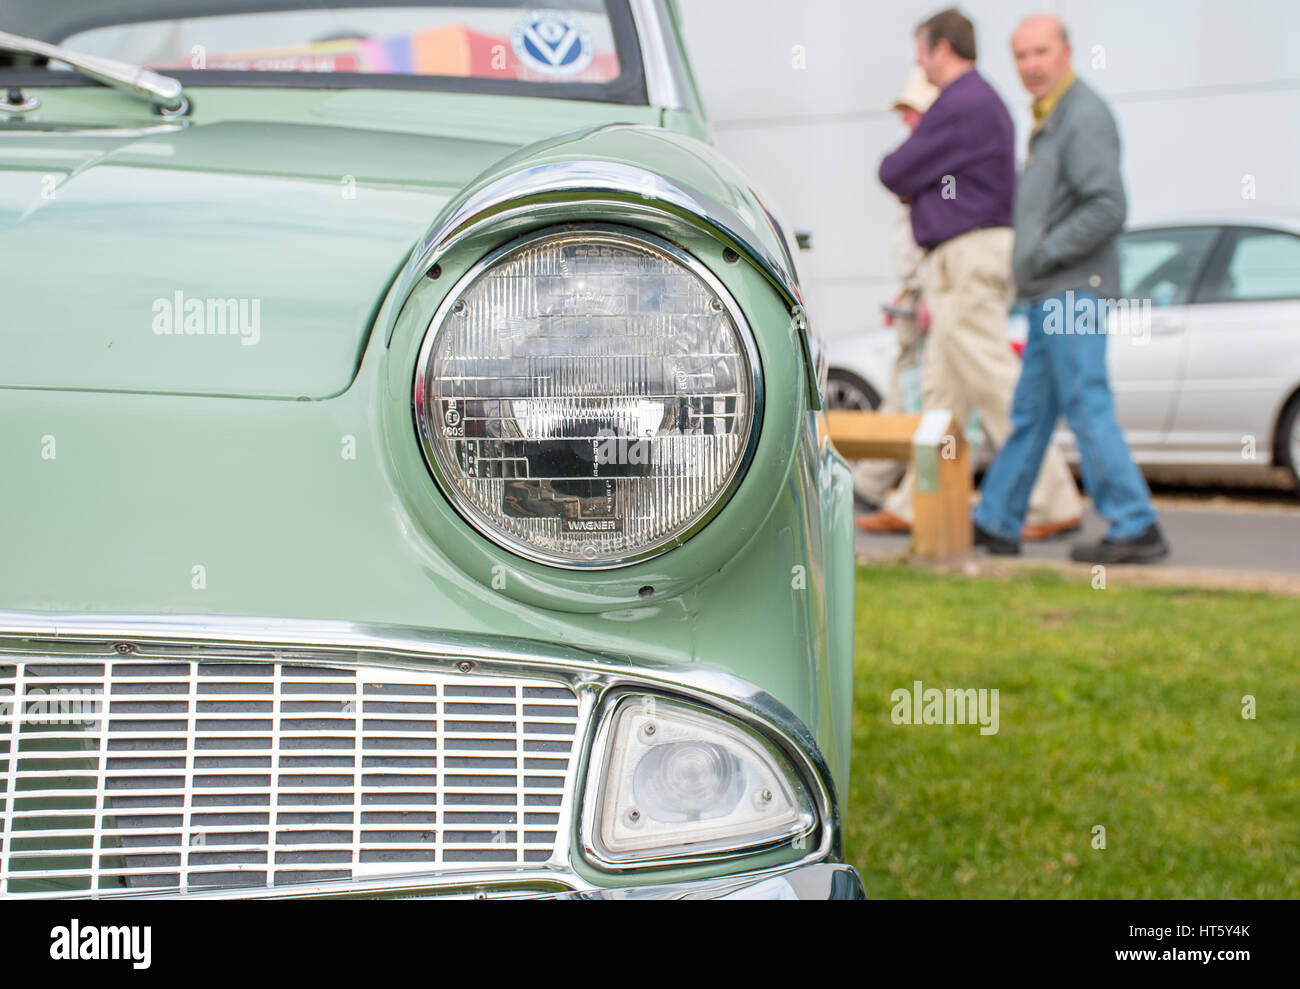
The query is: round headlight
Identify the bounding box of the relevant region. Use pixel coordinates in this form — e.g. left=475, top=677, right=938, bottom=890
left=413, top=226, right=761, bottom=568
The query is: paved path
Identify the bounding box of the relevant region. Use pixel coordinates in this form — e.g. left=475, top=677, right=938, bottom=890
left=855, top=500, right=1300, bottom=589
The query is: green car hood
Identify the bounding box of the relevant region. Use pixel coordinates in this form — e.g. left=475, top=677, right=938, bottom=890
left=0, top=120, right=515, bottom=398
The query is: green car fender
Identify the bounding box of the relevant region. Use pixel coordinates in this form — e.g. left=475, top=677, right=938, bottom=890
left=0, top=107, right=856, bottom=836
left=372, top=121, right=856, bottom=797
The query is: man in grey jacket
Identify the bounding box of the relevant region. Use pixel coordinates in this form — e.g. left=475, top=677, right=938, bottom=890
left=972, top=13, right=1168, bottom=563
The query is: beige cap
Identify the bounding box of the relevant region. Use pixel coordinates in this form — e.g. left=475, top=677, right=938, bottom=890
left=890, top=66, right=939, bottom=114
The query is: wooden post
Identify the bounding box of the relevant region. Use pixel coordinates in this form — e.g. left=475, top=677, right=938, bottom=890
left=910, top=410, right=971, bottom=559
left=826, top=408, right=971, bottom=559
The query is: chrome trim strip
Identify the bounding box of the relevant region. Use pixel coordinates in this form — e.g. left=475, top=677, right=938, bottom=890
left=410, top=223, right=765, bottom=571
left=0, top=122, right=188, bottom=137
left=628, top=0, right=687, bottom=110
left=0, top=611, right=843, bottom=897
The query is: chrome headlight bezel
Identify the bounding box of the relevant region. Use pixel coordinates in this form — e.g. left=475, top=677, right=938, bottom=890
left=411, top=223, right=764, bottom=570
left=578, top=692, right=819, bottom=871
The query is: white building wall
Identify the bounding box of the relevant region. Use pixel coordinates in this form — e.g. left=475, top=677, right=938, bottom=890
left=675, top=0, right=1300, bottom=341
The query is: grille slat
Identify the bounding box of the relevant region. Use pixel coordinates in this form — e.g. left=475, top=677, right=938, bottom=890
left=0, top=656, right=578, bottom=897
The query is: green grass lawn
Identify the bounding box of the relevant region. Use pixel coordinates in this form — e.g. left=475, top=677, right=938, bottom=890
left=844, top=564, right=1299, bottom=898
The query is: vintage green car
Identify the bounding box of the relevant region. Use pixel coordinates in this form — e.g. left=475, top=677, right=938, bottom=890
left=0, top=0, right=861, bottom=899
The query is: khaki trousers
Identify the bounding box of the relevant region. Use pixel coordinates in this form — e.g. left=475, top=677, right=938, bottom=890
left=851, top=288, right=922, bottom=505
left=884, top=227, right=1082, bottom=526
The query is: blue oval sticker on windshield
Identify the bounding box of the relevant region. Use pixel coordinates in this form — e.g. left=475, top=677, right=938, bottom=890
left=511, top=10, right=594, bottom=77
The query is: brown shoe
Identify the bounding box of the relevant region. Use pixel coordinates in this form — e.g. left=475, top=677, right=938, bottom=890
left=857, top=510, right=911, bottom=534
left=1021, top=516, right=1083, bottom=542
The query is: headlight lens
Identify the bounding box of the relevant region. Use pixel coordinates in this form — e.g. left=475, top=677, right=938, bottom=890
left=414, top=226, right=760, bottom=568
left=586, top=696, right=815, bottom=863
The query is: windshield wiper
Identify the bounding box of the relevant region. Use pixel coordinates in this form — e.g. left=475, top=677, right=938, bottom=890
left=0, top=29, right=188, bottom=115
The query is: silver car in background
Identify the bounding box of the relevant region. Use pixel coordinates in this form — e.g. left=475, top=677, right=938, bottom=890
left=827, top=216, right=1300, bottom=493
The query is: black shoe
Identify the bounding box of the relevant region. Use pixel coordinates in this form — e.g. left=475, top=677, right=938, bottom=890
left=1070, top=523, right=1169, bottom=564
left=973, top=522, right=1020, bottom=555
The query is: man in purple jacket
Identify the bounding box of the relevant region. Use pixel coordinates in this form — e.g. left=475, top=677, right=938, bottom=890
left=862, top=7, right=1082, bottom=539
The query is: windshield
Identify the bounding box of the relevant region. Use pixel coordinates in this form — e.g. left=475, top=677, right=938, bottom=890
left=0, top=0, right=646, bottom=104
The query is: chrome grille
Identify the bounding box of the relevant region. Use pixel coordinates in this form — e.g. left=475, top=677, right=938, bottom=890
left=0, top=655, right=580, bottom=897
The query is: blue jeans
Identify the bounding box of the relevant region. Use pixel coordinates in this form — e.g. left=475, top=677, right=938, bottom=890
left=973, top=291, right=1157, bottom=542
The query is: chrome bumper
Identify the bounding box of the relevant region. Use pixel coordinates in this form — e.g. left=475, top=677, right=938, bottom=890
left=536, top=862, right=865, bottom=900
left=165, top=861, right=865, bottom=899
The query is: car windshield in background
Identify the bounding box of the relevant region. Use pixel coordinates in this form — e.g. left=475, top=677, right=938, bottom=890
left=1, top=1, right=645, bottom=103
